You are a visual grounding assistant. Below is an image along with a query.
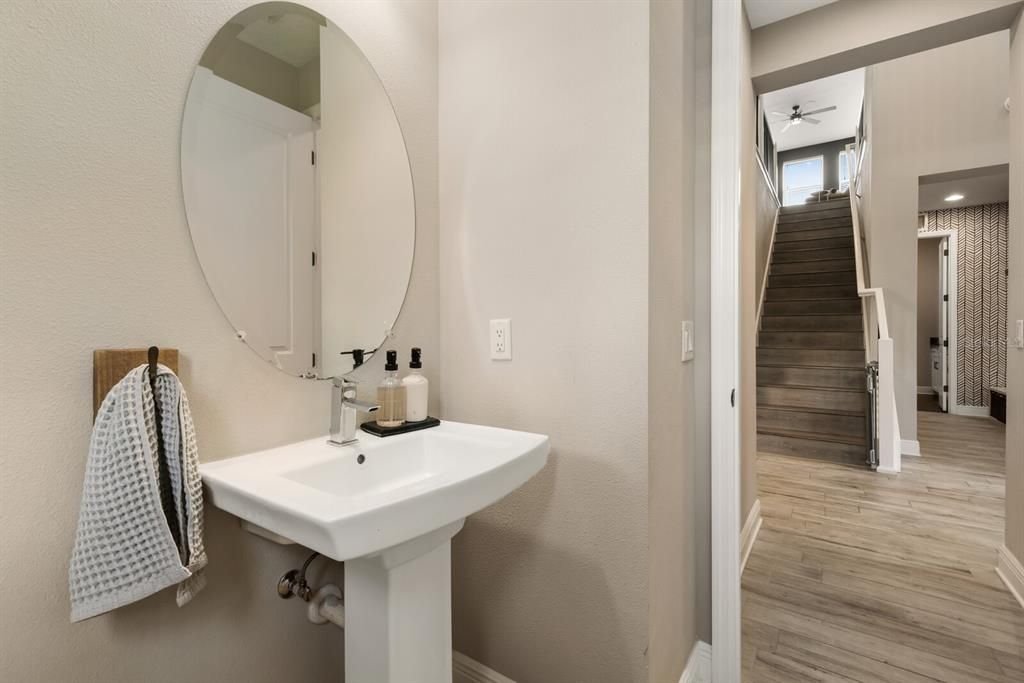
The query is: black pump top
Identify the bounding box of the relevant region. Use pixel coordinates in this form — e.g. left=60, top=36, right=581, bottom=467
left=385, top=350, right=398, bottom=372
left=410, top=347, right=422, bottom=369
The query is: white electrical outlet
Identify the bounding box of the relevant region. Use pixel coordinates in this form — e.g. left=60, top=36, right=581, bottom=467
left=681, top=321, right=695, bottom=362
left=1015, top=319, right=1024, bottom=349
left=490, top=319, right=512, bottom=360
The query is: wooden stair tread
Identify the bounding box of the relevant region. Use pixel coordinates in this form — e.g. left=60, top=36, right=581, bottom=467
left=757, top=403, right=866, bottom=416
left=770, top=269, right=856, bottom=275
left=774, top=236, right=853, bottom=248
left=770, top=263, right=856, bottom=275
left=756, top=427, right=864, bottom=446
left=757, top=362, right=864, bottom=370
left=757, top=384, right=863, bottom=395
left=760, top=305, right=860, bottom=314
left=762, top=296, right=859, bottom=302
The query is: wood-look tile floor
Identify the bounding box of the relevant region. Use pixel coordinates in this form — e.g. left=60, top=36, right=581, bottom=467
left=743, top=411, right=1023, bottom=682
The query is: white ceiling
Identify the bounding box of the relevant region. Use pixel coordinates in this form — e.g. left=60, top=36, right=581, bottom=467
left=762, top=68, right=864, bottom=151
left=919, top=165, right=1009, bottom=212
left=744, top=0, right=839, bottom=29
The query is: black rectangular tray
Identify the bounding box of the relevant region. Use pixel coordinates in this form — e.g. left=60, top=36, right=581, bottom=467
left=361, top=416, right=441, bottom=437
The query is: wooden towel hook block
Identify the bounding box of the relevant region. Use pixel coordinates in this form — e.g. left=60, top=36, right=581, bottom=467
left=93, top=348, right=179, bottom=418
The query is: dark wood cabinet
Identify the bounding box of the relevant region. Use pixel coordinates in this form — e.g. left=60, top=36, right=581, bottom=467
left=990, top=387, right=1006, bottom=424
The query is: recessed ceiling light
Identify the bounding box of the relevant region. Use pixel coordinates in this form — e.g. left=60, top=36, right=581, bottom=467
left=944, top=193, right=965, bottom=202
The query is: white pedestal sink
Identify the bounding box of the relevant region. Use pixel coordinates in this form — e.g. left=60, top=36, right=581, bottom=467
left=199, top=421, right=548, bottom=683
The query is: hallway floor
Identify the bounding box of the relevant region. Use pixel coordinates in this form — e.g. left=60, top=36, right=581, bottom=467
left=742, top=411, right=1022, bottom=682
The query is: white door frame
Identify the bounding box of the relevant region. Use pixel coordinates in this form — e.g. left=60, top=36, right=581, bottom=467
left=710, top=0, right=743, bottom=680
left=917, top=228, right=960, bottom=414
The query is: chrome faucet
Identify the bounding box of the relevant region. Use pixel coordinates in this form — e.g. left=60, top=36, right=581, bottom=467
left=329, top=377, right=379, bottom=446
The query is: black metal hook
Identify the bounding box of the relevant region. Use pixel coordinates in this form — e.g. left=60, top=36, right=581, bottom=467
left=147, top=346, right=184, bottom=557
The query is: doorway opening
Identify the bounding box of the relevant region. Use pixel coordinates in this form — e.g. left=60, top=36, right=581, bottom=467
left=916, top=230, right=954, bottom=413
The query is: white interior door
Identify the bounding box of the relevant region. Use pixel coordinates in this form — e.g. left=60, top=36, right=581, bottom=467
left=182, top=68, right=316, bottom=375
left=939, top=236, right=950, bottom=412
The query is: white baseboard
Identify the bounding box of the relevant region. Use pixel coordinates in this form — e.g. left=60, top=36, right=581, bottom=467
left=917, top=386, right=936, bottom=395
left=951, top=404, right=992, bottom=418
left=876, top=465, right=899, bottom=474
left=679, top=640, right=712, bottom=683
left=454, top=651, right=515, bottom=683
left=996, top=545, right=1024, bottom=611
left=740, top=498, right=762, bottom=574
left=901, top=439, right=921, bottom=457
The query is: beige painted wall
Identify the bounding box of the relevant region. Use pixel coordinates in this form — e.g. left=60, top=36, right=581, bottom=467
left=1006, top=7, right=1024, bottom=563
left=0, top=1, right=438, bottom=680
left=750, top=0, right=1023, bottom=92
left=439, top=1, right=651, bottom=680
left=201, top=27, right=306, bottom=111
left=754, top=162, right=779, bottom=330
left=692, top=0, right=714, bottom=644
left=862, top=31, right=1010, bottom=442
left=648, top=0, right=706, bottom=679
left=740, top=9, right=760, bottom=526
left=916, top=238, right=941, bottom=387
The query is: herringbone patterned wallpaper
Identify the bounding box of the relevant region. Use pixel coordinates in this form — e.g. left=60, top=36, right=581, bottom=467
left=922, top=202, right=1009, bottom=407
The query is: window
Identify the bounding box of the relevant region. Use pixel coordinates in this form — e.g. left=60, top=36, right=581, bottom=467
left=782, top=156, right=823, bottom=206
left=838, top=149, right=856, bottom=193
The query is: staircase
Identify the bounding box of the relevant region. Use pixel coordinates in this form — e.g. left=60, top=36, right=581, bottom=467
left=757, top=198, right=868, bottom=465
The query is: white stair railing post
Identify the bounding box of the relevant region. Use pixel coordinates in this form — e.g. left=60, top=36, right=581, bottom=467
left=877, top=338, right=900, bottom=473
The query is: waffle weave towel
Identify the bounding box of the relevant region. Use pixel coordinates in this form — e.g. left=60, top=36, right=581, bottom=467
left=70, top=364, right=206, bottom=622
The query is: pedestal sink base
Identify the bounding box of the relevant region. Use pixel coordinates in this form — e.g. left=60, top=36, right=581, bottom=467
left=344, top=520, right=464, bottom=683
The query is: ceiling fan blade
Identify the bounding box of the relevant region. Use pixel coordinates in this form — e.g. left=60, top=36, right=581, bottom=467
left=770, top=112, right=791, bottom=117
left=802, top=105, right=837, bottom=116
left=781, top=122, right=792, bottom=134
left=803, top=116, right=821, bottom=124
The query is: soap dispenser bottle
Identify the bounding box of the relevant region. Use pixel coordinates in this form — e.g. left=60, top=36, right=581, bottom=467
left=402, top=347, right=429, bottom=422
left=376, top=350, right=406, bottom=427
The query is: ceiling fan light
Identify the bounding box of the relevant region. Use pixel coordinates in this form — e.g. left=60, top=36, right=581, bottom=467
left=944, top=193, right=965, bottom=202
left=792, top=118, right=802, bottom=125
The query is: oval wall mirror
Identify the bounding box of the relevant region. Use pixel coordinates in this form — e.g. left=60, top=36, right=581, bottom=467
left=181, top=1, right=415, bottom=378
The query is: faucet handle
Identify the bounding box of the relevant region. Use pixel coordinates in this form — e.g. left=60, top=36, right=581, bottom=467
left=333, top=376, right=377, bottom=410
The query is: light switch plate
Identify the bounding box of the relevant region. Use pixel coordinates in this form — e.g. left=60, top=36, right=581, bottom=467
left=490, top=319, right=512, bottom=360
left=1015, top=320, right=1024, bottom=349
left=681, top=321, right=695, bottom=362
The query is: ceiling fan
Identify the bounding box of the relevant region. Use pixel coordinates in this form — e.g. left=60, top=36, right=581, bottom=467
left=771, top=104, right=837, bottom=134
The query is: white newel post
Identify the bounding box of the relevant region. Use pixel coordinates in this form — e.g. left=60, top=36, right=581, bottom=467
left=877, top=338, right=900, bottom=473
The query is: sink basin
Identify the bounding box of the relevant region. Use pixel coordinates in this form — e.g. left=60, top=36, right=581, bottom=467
left=200, top=420, right=549, bottom=561
left=201, top=420, right=548, bottom=683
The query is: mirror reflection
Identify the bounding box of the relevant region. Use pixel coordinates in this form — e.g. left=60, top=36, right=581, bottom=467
left=181, top=1, right=415, bottom=378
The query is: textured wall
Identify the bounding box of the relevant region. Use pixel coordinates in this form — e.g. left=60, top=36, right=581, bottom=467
left=0, top=1, right=438, bottom=680
left=750, top=0, right=1023, bottom=92
left=692, top=0, right=714, bottom=643
left=648, top=0, right=706, bottom=679
left=740, top=8, right=760, bottom=528
left=754, top=161, right=780, bottom=323
left=748, top=152, right=777, bottom=523
left=921, top=203, right=1009, bottom=406
left=439, top=1, right=651, bottom=680
left=1005, top=7, right=1024, bottom=563
left=863, top=31, right=1010, bottom=441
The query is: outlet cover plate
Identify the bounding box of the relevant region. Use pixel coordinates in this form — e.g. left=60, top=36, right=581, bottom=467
left=490, top=319, right=512, bottom=360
